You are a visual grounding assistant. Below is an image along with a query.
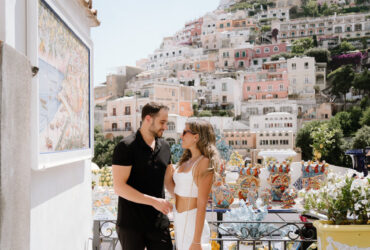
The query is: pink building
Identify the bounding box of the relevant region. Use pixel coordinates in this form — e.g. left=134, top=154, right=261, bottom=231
left=253, top=43, right=287, bottom=58
left=184, top=17, right=203, bottom=45
left=234, top=48, right=254, bottom=68
left=243, top=60, right=289, bottom=100
left=216, top=19, right=234, bottom=32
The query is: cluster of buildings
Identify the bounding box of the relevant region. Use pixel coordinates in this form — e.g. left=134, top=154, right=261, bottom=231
left=94, top=0, right=369, bottom=163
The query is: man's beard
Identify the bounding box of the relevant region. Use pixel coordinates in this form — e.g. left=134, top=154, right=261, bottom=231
left=149, top=122, right=163, bottom=138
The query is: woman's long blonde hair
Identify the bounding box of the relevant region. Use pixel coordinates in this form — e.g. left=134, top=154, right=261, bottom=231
left=179, top=119, right=221, bottom=176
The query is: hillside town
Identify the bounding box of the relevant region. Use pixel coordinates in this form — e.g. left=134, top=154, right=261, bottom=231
left=94, top=0, right=370, bottom=165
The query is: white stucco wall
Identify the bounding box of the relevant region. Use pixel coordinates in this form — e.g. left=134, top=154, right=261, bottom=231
left=30, top=160, right=92, bottom=250
left=1, top=0, right=96, bottom=249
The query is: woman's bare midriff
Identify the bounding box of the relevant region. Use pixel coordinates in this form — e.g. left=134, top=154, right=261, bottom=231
left=175, top=194, right=197, bottom=213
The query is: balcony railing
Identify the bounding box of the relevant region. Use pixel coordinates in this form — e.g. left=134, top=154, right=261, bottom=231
left=104, top=128, right=132, bottom=132
left=93, top=210, right=317, bottom=250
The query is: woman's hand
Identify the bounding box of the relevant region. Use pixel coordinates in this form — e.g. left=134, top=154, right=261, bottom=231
left=189, top=242, right=202, bottom=250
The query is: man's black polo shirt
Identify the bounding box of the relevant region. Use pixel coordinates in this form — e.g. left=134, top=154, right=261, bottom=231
left=112, top=130, right=171, bottom=231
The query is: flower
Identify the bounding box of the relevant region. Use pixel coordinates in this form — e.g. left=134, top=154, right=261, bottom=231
left=303, top=170, right=369, bottom=225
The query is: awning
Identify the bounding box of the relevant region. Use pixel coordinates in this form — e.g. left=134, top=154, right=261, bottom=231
left=258, top=149, right=297, bottom=162
left=345, top=149, right=365, bottom=156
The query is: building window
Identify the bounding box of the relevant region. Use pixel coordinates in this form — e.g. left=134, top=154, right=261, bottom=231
left=273, top=46, right=279, bottom=52
left=257, top=86, right=261, bottom=91
left=222, top=82, right=227, bottom=91
left=304, top=62, right=309, bottom=69
left=253, top=60, right=258, bottom=65
left=256, top=48, right=261, bottom=54
left=305, top=77, right=309, bottom=84
left=292, top=63, right=296, bottom=70
left=222, top=96, right=227, bottom=102
left=113, top=108, right=116, bottom=116
left=220, top=23, right=224, bottom=28
left=242, top=51, right=246, bottom=57
left=224, top=61, right=228, bottom=67
left=227, top=22, right=230, bottom=27
left=264, top=47, right=270, bottom=53
left=268, top=85, right=272, bottom=91
left=247, top=86, right=250, bottom=91
left=355, top=24, right=362, bottom=31
left=125, top=122, right=131, bottom=131
left=239, top=61, right=244, bottom=67
left=166, top=138, right=176, bottom=146
left=112, top=123, right=117, bottom=131
left=168, top=122, right=175, bottom=131
left=125, top=106, right=131, bottom=115
left=280, top=84, right=284, bottom=91
left=235, top=52, right=240, bottom=58
left=172, top=90, right=175, bottom=96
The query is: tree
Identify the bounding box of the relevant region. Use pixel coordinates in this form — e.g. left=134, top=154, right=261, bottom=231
left=360, top=107, right=370, bottom=126
left=93, top=126, right=123, bottom=168
left=311, top=122, right=344, bottom=166
left=296, top=120, right=323, bottom=160
left=292, top=38, right=314, bottom=54
left=327, top=65, right=355, bottom=110
left=349, top=106, right=363, bottom=133
left=312, top=35, right=318, bottom=47
left=272, top=28, right=279, bottom=42
left=302, top=0, right=319, bottom=17
left=305, top=48, right=331, bottom=63
left=170, top=142, right=183, bottom=164
left=352, top=126, right=370, bottom=149
left=353, top=69, right=370, bottom=95
left=330, top=111, right=352, bottom=137
left=271, top=52, right=296, bottom=61
left=215, top=130, right=232, bottom=162
left=198, top=110, right=212, bottom=117
left=192, top=103, right=199, bottom=116
left=339, top=41, right=355, bottom=53
left=332, top=41, right=356, bottom=55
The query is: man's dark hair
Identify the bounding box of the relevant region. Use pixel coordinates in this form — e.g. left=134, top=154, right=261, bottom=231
left=141, top=102, right=169, bottom=121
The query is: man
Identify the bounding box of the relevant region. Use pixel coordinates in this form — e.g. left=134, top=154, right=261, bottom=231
left=112, top=102, right=173, bottom=250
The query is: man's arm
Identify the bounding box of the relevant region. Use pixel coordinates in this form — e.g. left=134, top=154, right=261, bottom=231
left=112, top=165, right=172, bottom=214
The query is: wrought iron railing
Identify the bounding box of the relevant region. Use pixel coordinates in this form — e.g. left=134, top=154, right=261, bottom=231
left=92, top=215, right=317, bottom=250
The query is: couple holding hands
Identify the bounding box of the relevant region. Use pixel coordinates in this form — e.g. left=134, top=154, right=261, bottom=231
left=112, top=102, right=220, bottom=250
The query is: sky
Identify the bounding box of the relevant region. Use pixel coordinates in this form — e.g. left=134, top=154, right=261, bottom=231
left=91, top=0, right=220, bottom=86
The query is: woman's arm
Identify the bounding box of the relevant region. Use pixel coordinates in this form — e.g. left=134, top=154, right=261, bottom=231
left=191, top=158, right=213, bottom=248
left=164, top=164, right=175, bottom=197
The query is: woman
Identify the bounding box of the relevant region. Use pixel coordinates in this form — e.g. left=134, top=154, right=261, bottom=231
left=165, top=119, right=220, bottom=250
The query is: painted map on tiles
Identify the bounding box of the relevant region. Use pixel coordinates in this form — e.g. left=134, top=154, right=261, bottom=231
left=38, top=0, right=90, bottom=153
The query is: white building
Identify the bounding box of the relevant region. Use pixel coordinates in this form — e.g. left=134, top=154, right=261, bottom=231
left=255, top=7, right=290, bottom=22
left=250, top=112, right=297, bottom=133
left=207, top=77, right=242, bottom=114
left=201, top=12, right=218, bottom=36
left=240, top=99, right=299, bottom=123
left=272, top=13, right=370, bottom=46
left=162, top=114, right=188, bottom=145
left=287, top=57, right=316, bottom=99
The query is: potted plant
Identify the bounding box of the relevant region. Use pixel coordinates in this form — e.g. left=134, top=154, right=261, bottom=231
left=301, top=170, right=370, bottom=249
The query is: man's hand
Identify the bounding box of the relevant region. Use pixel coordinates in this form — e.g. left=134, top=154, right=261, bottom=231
left=151, top=197, right=172, bottom=214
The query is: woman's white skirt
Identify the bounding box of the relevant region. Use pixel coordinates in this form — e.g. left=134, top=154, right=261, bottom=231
left=173, top=207, right=211, bottom=250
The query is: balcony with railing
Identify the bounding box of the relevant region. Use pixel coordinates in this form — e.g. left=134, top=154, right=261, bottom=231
left=93, top=210, right=318, bottom=250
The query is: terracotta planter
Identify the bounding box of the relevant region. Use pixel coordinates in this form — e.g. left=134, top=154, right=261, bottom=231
left=313, top=220, right=370, bottom=249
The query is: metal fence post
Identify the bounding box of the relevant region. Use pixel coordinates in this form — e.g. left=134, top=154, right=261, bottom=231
left=93, top=220, right=101, bottom=250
